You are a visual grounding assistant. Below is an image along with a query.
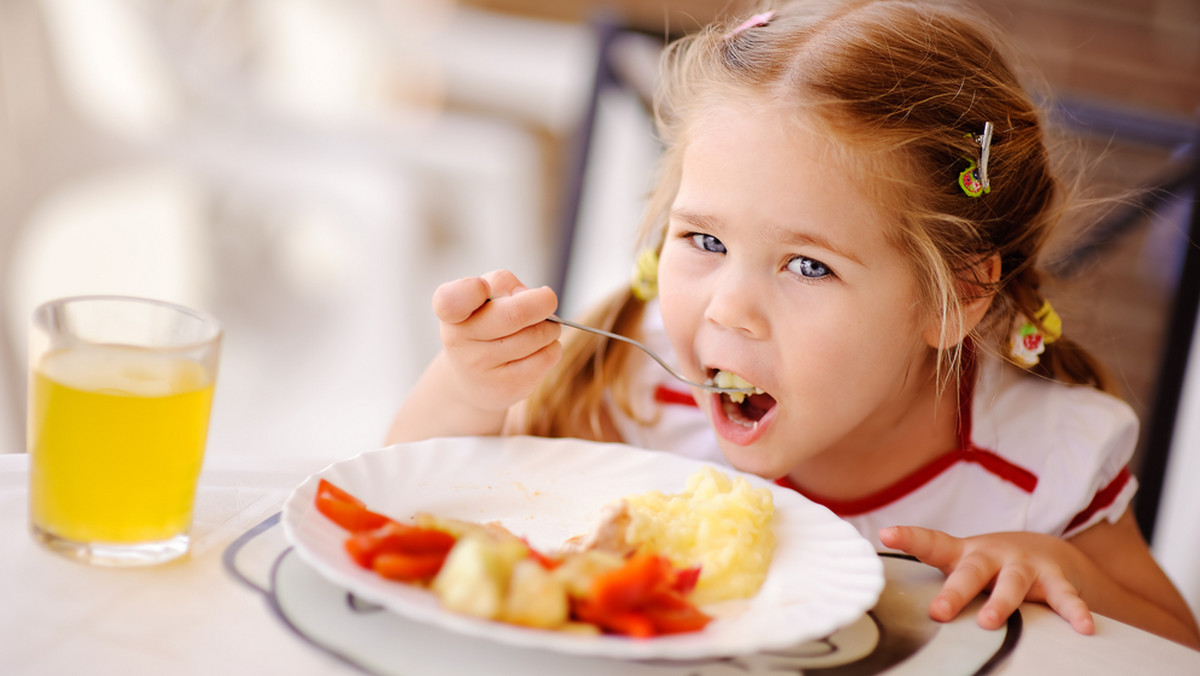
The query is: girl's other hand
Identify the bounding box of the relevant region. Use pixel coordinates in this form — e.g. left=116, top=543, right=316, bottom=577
left=879, top=525, right=1095, bottom=635
left=433, top=270, right=562, bottom=414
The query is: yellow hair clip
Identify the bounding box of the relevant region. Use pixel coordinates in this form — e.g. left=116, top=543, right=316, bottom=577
left=631, top=248, right=659, bottom=301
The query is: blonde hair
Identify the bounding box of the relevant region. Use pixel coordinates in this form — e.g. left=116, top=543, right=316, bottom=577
left=519, top=0, right=1114, bottom=440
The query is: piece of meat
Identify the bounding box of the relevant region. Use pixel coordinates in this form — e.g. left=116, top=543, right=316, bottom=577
left=561, top=500, right=634, bottom=556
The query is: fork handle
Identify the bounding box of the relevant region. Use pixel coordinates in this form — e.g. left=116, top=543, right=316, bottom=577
left=546, top=315, right=753, bottom=394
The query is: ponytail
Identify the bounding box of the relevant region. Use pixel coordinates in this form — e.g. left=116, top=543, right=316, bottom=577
left=1000, top=272, right=1117, bottom=394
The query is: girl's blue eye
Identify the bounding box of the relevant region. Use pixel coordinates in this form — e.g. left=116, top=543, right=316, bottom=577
left=787, top=256, right=831, bottom=279
left=690, top=233, right=726, bottom=254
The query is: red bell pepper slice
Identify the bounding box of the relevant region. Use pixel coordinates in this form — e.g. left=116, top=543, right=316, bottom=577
left=642, top=604, right=713, bottom=634
left=372, top=552, right=448, bottom=582
left=590, top=553, right=673, bottom=612
left=345, top=521, right=457, bottom=569
left=576, top=553, right=713, bottom=638
left=572, top=599, right=657, bottom=639
left=314, top=479, right=393, bottom=532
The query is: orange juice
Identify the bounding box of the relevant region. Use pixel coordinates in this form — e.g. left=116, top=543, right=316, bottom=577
left=29, top=345, right=215, bottom=544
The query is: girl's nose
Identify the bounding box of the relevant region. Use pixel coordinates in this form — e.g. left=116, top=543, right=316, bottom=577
left=702, top=270, right=769, bottom=338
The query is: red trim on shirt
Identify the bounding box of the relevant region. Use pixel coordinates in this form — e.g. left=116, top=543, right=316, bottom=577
left=967, top=445, right=1039, bottom=492
left=655, top=385, right=699, bottom=407
left=1064, top=467, right=1132, bottom=533
left=957, top=345, right=978, bottom=449
left=774, top=445, right=1038, bottom=517
left=654, top=355, right=1041, bottom=519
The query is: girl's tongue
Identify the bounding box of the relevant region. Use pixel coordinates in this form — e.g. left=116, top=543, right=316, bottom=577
left=721, top=391, right=777, bottom=426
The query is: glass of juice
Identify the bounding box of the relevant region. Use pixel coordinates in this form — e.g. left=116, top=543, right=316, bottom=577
left=27, top=295, right=221, bottom=566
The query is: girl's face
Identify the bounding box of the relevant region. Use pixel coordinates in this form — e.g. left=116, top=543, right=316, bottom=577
left=657, top=102, right=941, bottom=479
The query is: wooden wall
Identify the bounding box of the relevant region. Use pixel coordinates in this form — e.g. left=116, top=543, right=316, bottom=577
left=462, top=0, right=1200, bottom=120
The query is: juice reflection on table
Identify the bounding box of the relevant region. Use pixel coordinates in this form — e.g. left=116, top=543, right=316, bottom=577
left=29, top=344, right=215, bottom=544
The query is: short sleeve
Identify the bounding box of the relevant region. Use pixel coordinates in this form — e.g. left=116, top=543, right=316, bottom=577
left=1024, top=384, right=1140, bottom=536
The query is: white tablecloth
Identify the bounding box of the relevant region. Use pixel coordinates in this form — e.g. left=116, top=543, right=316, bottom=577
left=2, top=453, right=1198, bottom=675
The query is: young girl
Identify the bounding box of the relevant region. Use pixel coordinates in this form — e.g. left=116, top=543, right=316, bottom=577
left=388, top=0, right=1200, bottom=648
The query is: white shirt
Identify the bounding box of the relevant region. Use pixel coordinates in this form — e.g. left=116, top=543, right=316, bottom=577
left=609, top=302, right=1139, bottom=549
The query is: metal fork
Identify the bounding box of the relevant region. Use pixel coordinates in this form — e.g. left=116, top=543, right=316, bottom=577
left=546, top=315, right=757, bottom=395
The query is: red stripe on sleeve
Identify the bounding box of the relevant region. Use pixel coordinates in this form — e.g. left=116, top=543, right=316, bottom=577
left=1064, top=467, right=1132, bottom=534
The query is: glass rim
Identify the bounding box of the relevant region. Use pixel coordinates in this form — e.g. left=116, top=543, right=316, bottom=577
left=32, top=294, right=223, bottom=348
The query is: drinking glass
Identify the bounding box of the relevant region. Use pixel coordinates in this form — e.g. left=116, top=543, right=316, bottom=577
left=27, top=295, right=222, bottom=565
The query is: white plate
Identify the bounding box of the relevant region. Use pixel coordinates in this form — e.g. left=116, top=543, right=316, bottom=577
left=282, top=436, right=884, bottom=660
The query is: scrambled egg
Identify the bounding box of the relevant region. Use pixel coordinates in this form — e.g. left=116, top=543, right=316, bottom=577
left=414, top=466, right=774, bottom=633
left=623, top=466, right=775, bottom=604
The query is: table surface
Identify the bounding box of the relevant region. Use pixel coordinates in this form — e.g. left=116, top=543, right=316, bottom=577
left=3, top=451, right=1199, bottom=675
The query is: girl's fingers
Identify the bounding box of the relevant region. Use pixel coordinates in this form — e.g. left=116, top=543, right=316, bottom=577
left=884, top=528, right=1096, bottom=635
left=479, top=269, right=526, bottom=299
left=491, top=339, right=563, bottom=383
left=881, top=526, right=992, bottom=625
left=930, top=553, right=997, bottom=623
left=433, top=276, right=492, bottom=324
left=433, top=273, right=558, bottom=340
left=879, top=526, right=963, bottom=572
left=475, top=286, right=557, bottom=337
left=977, top=563, right=1035, bottom=629
left=1039, top=574, right=1095, bottom=635
left=460, top=319, right=562, bottom=369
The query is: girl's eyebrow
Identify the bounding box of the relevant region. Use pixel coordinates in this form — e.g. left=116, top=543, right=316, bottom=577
left=670, top=208, right=865, bottom=266
left=670, top=208, right=722, bottom=232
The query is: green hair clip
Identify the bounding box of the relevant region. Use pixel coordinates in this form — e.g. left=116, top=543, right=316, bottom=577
left=958, top=121, right=994, bottom=197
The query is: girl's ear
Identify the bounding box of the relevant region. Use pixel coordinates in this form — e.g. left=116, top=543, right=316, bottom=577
left=922, top=254, right=1001, bottom=349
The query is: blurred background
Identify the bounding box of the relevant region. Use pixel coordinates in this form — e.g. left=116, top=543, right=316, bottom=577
left=1, top=0, right=1198, bottom=616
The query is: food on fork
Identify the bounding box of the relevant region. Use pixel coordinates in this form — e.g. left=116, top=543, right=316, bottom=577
left=312, top=466, right=774, bottom=637
left=709, top=370, right=764, bottom=403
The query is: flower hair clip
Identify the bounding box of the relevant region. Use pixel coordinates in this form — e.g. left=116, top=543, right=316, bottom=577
left=726, top=10, right=775, bottom=38
left=1009, top=300, right=1062, bottom=367
left=958, top=121, right=994, bottom=197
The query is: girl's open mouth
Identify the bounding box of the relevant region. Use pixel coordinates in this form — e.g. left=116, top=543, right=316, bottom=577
left=709, top=370, right=777, bottom=428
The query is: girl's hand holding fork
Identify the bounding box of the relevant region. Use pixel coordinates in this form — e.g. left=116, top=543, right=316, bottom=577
left=387, top=270, right=561, bottom=442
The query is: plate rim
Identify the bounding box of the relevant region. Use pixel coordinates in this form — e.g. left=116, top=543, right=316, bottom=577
left=281, top=435, right=885, bottom=659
